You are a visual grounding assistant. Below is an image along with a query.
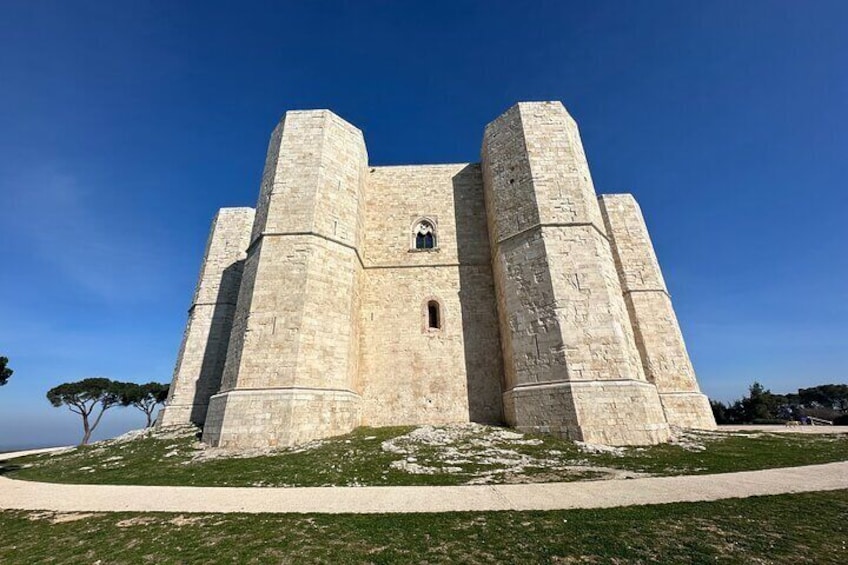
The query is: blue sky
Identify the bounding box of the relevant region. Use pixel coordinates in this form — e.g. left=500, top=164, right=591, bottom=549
left=1, top=1, right=846, bottom=448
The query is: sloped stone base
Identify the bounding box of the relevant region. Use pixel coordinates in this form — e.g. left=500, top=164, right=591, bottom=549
left=202, top=388, right=361, bottom=449
left=504, top=380, right=671, bottom=446
left=157, top=403, right=209, bottom=428
left=659, top=391, right=717, bottom=430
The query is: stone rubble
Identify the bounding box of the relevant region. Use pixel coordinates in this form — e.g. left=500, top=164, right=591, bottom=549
left=380, top=423, right=648, bottom=483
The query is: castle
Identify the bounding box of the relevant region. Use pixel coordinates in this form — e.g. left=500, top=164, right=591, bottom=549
left=157, top=101, right=716, bottom=448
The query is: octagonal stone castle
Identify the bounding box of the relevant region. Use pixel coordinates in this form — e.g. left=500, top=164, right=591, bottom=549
left=157, top=101, right=716, bottom=448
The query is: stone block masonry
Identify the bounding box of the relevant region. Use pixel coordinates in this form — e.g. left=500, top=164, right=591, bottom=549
left=202, top=110, right=368, bottom=449
left=161, top=100, right=713, bottom=447
left=598, top=194, right=716, bottom=429
left=360, top=164, right=503, bottom=427
left=158, top=208, right=254, bottom=428
left=482, top=102, right=670, bottom=445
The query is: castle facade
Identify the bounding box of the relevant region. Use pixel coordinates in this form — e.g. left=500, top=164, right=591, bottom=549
left=158, top=101, right=715, bottom=448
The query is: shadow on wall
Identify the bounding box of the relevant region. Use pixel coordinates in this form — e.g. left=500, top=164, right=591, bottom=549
left=452, top=164, right=505, bottom=425
left=188, top=259, right=245, bottom=425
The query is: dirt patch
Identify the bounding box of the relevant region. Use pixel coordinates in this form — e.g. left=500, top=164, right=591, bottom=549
left=103, top=425, right=199, bottom=447
left=116, top=516, right=161, bottom=528
left=575, top=442, right=627, bottom=456
left=169, top=514, right=207, bottom=526
left=27, top=511, right=103, bottom=524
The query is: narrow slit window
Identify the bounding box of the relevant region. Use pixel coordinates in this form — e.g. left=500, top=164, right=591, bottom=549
left=427, top=301, right=441, bottom=330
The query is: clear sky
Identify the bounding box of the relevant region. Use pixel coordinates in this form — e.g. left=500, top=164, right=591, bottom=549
left=1, top=1, right=846, bottom=448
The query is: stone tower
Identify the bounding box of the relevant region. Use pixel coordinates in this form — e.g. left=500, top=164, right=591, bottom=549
left=598, top=194, right=714, bottom=429
left=202, top=110, right=368, bottom=448
left=157, top=207, right=254, bottom=427
left=159, top=101, right=715, bottom=448
left=481, top=102, right=670, bottom=445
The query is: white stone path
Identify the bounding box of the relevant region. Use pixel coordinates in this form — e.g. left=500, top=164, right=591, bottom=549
left=0, top=460, right=845, bottom=515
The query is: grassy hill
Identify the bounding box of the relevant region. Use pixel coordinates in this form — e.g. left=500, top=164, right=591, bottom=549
left=4, top=424, right=847, bottom=487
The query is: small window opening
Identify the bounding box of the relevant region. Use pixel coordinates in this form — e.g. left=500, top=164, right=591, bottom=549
left=416, top=231, right=435, bottom=249
left=413, top=220, right=436, bottom=250
left=427, top=301, right=441, bottom=330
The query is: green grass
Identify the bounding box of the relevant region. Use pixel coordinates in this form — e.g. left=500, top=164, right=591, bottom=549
left=4, top=425, right=848, bottom=487
left=1, top=490, right=846, bottom=564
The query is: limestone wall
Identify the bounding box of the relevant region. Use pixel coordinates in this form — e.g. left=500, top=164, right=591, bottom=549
left=359, top=164, right=503, bottom=426
left=203, top=110, right=368, bottom=448
left=482, top=101, right=670, bottom=445
left=169, top=101, right=712, bottom=449
left=598, top=194, right=716, bottom=429
left=504, top=380, right=670, bottom=445
left=158, top=207, right=254, bottom=427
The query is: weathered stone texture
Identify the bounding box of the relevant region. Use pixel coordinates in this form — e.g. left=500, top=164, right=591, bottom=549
left=203, top=389, right=360, bottom=449
left=505, top=380, right=671, bottom=445
left=203, top=110, right=368, bottom=447
left=359, top=164, right=502, bottom=426
left=482, top=101, right=670, bottom=445
left=158, top=207, right=254, bottom=427
left=163, top=101, right=711, bottom=448
left=599, top=194, right=715, bottom=429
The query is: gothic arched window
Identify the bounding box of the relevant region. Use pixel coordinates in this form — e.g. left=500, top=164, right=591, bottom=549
left=413, top=219, right=437, bottom=250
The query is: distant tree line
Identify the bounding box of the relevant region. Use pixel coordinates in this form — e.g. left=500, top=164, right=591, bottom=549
left=47, top=378, right=169, bottom=445
left=0, top=356, right=13, bottom=386
left=711, top=382, right=848, bottom=425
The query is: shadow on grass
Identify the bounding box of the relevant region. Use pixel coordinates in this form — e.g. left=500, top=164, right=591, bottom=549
left=0, top=463, right=22, bottom=475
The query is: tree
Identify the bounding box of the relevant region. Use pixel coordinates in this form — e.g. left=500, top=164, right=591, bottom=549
left=0, top=356, right=12, bottom=386
left=739, top=381, right=785, bottom=422
left=709, top=398, right=746, bottom=424
left=120, top=382, right=170, bottom=427
left=798, top=384, right=848, bottom=412
left=710, top=400, right=729, bottom=424
left=711, top=381, right=848, bottom=425
left=46, top=378, right=124, bottom=445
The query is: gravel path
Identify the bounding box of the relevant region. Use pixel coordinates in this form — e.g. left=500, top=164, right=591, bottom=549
left=0, top=461, right=845, bottom=514
left=0, top=447, right=71, bottom=460
left=717, top=425, right=848, bottom=434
